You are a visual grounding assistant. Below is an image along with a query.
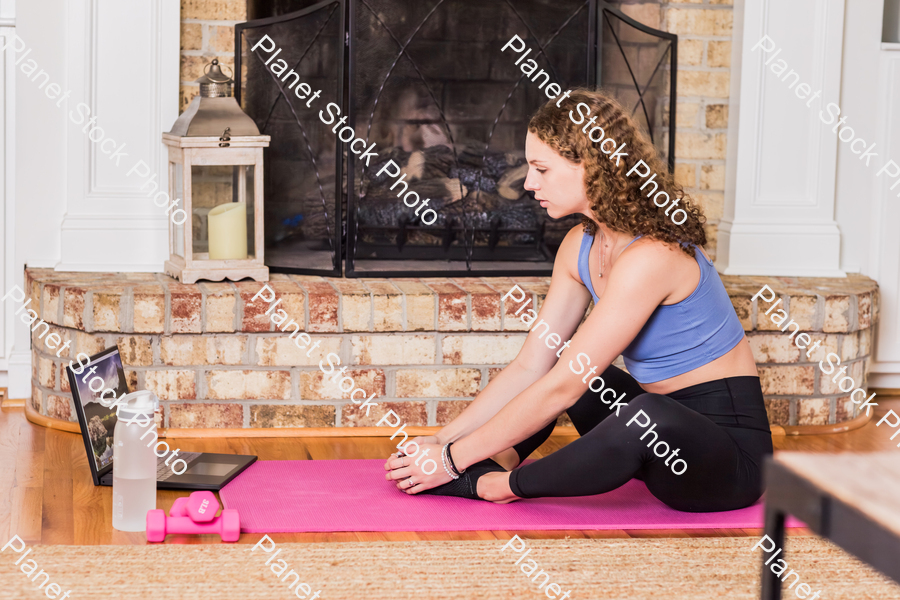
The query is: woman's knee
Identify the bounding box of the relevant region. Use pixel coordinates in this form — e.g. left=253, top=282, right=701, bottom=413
left=622, top=393, right=672, bottom=422
left=621, top=394, right=684, bottom=447
left=566, top=374, right=632, bottom=434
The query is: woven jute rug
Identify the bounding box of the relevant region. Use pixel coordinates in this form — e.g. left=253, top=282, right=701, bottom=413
left=1, top=537, right=897, bottom=599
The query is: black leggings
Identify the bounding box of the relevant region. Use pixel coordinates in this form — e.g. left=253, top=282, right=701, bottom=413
left=507, top=366, right=773, bottom=512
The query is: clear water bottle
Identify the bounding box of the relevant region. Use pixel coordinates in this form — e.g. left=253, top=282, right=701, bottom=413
left=112, top=390, right=159, bottom=532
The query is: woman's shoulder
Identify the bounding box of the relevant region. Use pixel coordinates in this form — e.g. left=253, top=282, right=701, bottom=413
left=560, top=224, right=589, bottom=252
left=623, top=235, right=693, bottom=261
left=557, top=225, right=589, bottom=263
left=551, top=224, right=590, bottom=281
left=615, top=235, right=698, bottom=280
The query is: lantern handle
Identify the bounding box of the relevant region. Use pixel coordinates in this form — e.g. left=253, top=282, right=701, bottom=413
left=203, top=59, right=233, bottom=83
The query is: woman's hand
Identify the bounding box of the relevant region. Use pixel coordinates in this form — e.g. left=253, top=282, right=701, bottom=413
left=411, top=435, right=440, bottom=446
left=380, top=435, right=439, bottom=475
left=383, top=443, right=449, bottom=494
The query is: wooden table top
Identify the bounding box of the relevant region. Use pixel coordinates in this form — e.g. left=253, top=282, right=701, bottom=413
left=777, top=451, right=900, bottom=538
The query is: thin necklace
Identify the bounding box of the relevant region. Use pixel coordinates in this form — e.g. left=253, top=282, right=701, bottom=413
left=598, top=229, right=607, bottom=278
left=598, top=231, right=639, bottom=278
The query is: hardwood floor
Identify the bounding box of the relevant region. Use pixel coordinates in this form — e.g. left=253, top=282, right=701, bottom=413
left=2, top=399, right=897, bottom=546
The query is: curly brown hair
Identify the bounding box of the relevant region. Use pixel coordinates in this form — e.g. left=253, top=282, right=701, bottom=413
left=528, top=88, right=706, bottom=256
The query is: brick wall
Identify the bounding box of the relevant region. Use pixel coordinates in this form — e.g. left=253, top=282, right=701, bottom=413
left=26, top=270, right=547, bottom=429
left=179, top=0, right=246, bottom=112
left=25, top=269, right=878, bottom=431
left=726, top=275, right=879, bottom=426
left=617, top=0, right=732, bottom=259
left=665, top=0, right=732, bottom=261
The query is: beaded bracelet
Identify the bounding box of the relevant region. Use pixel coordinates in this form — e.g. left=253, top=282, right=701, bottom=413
left=446, top=442, right=465, bottom=475
left=440, top=444, right=459, bottom=480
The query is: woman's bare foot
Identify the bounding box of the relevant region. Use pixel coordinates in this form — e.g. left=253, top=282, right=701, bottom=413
left=476, top=471, right=520, bottom=504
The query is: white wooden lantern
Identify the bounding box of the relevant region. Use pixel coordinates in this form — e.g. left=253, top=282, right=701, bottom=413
left=162, top=59, right=270, bottom=284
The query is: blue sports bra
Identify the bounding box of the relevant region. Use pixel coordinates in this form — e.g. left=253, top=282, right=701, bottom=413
left=577, top=231, right=745, bottom=384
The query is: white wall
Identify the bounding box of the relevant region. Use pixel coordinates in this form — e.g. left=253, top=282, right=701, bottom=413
left=5, top=0, right=71, bottom=395
left=0, top=0, right=14, bottom=386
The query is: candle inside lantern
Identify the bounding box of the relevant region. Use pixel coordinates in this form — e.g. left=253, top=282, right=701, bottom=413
left=208, top=202, right=248, bottom=260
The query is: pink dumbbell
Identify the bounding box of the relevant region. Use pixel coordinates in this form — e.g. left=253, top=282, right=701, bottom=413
left=169, top=497, right=190, bottom=518
left=146, top=504, right=240, bottom=543
left=146, top=509, right=240, bottom=543
left=169, top=491, right=218, bottom=522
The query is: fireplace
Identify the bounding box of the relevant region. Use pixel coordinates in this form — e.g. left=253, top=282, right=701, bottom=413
left=237, top=0, right=676, bottom=277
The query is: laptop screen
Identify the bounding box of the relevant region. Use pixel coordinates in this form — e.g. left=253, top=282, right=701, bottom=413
left=70, top=347, right=130, bottom=473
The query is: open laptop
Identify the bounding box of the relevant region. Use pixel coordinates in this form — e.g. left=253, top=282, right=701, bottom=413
left=68, top=346, right=257, bottom=491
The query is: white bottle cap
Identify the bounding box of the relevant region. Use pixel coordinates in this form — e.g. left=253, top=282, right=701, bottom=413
left=116, top=390, right=159, bottom=420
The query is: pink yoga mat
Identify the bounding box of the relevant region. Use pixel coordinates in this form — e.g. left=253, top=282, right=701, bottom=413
left=219, top=460, right=804, bottom=532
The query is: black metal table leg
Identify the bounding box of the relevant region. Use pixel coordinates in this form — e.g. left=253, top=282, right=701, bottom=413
left=761, top=504, right=786, bottom=600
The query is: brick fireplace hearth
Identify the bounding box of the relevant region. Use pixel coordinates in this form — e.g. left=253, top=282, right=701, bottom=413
left=23, top=269, right=878, bottom=434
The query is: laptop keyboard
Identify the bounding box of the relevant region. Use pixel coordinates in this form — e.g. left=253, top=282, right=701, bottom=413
left=157, top=452, right=203, bottom=481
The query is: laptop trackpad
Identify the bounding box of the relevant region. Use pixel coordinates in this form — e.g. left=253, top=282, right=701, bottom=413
left=184, top=462, right=239, bottom=477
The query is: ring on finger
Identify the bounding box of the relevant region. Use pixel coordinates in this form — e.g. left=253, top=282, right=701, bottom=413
left=407, top=477, right=416, bottom=488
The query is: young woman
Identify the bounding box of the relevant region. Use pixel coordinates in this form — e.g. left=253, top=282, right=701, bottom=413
left=384, top=89, right=773, bottom=512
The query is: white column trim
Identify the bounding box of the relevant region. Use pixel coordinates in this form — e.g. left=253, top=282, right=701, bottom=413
left=716, top=220, right=842, bottom=277
left=718, top=0, right=846, bottom=277
left=56, top=0, right=179, bottom=272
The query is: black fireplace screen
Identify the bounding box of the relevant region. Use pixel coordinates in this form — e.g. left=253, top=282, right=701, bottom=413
left=237, top=0, right=676, bottom=277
